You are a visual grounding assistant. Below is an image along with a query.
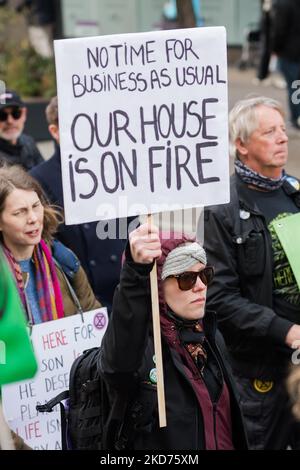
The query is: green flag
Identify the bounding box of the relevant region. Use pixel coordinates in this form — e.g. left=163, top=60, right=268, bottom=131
left=0, top=250, right=37, bottom=386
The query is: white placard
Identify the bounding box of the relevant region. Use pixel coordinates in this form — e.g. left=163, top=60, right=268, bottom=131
left=55, top=26, right=229, bottom=224
left=2, top=308, right=108, bottom=450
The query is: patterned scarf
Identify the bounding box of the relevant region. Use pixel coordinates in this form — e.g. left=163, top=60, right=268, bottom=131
left=160, top=312, right=208, bottom=374
left=235, top=159, right=286, bottom=191
left=180, top=322, right=208, bottom=374
left=2, top=240, right=64, bottom=322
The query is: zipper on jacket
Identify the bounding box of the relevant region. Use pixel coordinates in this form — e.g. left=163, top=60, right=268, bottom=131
left=198, top=368, right=219, bottom=451
left=204, top=339, right=224, bottom=401
left=213, top=402, right=218, bottom=450
left=203, top=339, right=225, bottom=450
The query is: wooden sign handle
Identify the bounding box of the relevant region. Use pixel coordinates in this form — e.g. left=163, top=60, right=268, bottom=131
left=147, top=214, right=167, bottom=428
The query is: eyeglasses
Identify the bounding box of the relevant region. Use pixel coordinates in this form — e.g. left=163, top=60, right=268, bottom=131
left=168, top=266, right=214, bottom=291
left=0, top=108, right=22, bottom=122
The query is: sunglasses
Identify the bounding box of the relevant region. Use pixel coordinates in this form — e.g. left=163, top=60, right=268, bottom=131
left=0, top=108, right=22, bottom=122
left=168, top=266, right=214, bottom=291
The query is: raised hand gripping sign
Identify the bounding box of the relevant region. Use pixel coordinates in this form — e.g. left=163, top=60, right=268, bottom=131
left=54, top=26, right=229, bottom=224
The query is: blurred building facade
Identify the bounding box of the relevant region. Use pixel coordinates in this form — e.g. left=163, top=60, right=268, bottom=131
left=60, top=0, right=261, bottom=46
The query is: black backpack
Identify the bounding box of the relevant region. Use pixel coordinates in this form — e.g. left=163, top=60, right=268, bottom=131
left=36, top=347, right=130, bottom=450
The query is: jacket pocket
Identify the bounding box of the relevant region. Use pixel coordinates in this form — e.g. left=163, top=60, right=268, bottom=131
left=234, top=229, right=265, bottom=276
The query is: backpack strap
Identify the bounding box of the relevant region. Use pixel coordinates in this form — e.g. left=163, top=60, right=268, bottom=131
left=36, top=390, right=70, bottom=412
left=36, top=390, right=70, bottom=451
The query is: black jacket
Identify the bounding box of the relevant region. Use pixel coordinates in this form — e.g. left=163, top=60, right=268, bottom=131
left=100, top=259, right=248, bottom=450
left=0, top=134, right=43, bottom=170
left=271, top=0, right=300, bottom=62
left=204, top=174, right=300, bottom=379
left=30, top=145, right=128, bottom=309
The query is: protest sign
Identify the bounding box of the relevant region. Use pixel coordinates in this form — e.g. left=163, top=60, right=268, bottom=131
left=2, top=308, right=108, bottom=450
left=54, top=26, right=229, bottom=224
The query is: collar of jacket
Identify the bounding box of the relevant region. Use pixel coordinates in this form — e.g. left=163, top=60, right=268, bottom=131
left=51, top=239, right=80, bottom=279
left=54, top=142, right=61, bottom=162
left=282, top=177, right=300, bottom=208
left=160, top=309, right=218, bottom=347
left=202, top=310, right=217, bottom=340
left=230, top=173, right=262, bottom=215
left=232, top=172, right=300, bottom=213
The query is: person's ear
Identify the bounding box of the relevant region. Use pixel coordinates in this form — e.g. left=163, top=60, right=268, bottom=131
left=48, top=124, right=60, bottom=143
left=22, top=107, right=27, bottom=120
left=235, top=138, right=249, bottom=159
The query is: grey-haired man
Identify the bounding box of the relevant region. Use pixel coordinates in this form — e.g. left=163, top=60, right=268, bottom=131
left=204, top=96, right=300, bottom=449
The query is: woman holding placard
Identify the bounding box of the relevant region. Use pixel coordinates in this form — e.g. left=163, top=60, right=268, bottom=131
left=0, top=164, right=100, bottom=325
left=99, top=222, right=248, bottom=450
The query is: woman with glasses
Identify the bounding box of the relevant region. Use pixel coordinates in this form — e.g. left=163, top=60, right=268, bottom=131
left=0, top=89, right=43, bottom=170
left=99, top=222, right=248, bottom=450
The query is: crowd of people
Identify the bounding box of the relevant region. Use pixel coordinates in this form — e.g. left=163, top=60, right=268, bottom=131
left=0, top=79, right=299, bottom=451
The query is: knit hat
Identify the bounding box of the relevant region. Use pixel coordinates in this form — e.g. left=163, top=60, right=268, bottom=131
left=161, top=242, right=207, bottom=280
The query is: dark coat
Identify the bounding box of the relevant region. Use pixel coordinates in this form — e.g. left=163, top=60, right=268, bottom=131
left=271, top=0, right=300, bottom=62
left=204, top=174, right=300, bottom=379
left=30, top=145, right=128, bottom=309
left=0, top=134, right=43, bottom=170
left=100, top=259, right=248, bottom=450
